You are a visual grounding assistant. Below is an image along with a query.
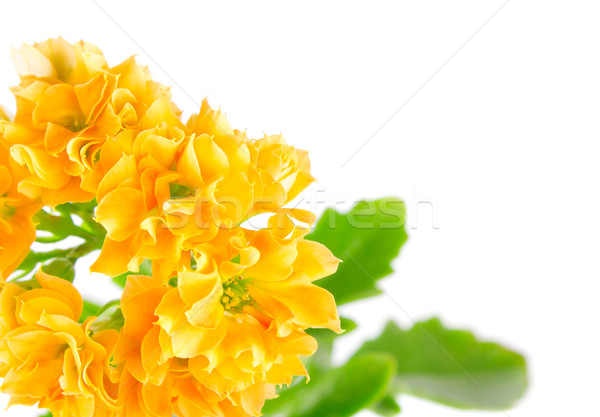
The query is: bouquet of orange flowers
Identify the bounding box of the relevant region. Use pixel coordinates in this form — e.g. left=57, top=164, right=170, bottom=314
left=0, top=38, right=527, bottom=417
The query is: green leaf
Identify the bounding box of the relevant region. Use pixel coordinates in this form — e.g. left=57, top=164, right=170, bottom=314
left=12, top=249, right=63, bottom=279
left=354, top=318, right=528, bottom=410
left=370, top=395, right=402, bottom=416
left=89, top=301, right=124, bottom=332
left=307, top=198, right=407, bottom=305
left=263, top=352, right=396, bottom=417
left=305, top=317, right=357, bottom=376
left=79, top=300, right=101, bottom=323
left=112, top=260, right=152, bottom=288
left=41, top=257, right=75, bottom=282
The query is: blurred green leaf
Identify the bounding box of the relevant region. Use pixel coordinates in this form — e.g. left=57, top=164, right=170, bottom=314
left=305, top=317, right=357, bottom=376
left=264, top=353, right=396, bottom=417
left=12, top=249, right=64, bottom=279
left=112, top=260, right=152, bottom=288
left=307, top=198, right=407, bottom=305
left=89, top=301, right=124, bottom=332
left=370, top=395, right=402, bottom=416
left=41, top=257, right=75, bottom=282
left=355, top=318, right=528, bottom=410
left=112, top=272, right=128, bottom=289
left=79, top=300, right=101, bottom=323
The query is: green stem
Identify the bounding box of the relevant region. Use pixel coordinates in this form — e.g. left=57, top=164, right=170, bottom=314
left=12, top=202, right=105, bottom=280
left=34, top=210, right=97, bottom=241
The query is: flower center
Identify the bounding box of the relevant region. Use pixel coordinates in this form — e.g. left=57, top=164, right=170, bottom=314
left=169, top=183, right=194, bottom=199
left=0, top=200, right=15, bottom=219
left=221, top=277, right=252, bottom=313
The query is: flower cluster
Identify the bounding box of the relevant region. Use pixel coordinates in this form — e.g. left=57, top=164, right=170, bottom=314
left=0, top=38, right=341, bottom=416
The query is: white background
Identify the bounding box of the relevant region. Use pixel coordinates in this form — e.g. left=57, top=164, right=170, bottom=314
left=1, top=1, right=600, bottom=416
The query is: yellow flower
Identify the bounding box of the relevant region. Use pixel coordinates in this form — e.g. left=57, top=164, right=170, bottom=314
left=0, top=38, right=178, bottom=206
left=114, top=274, right=278, bottom=417
left=174, top=378, right=276, bottom=417
left=0, top=143, right=41, bottom=281
left=91, top=99, right=317, bottom=280
left=148, top=212, right=340, bottom=404
left=248, top=134, right=314, bottom=211
left=115, top=273, right=171, bottom=385
left=0, top=271, right=119, bottom=416
left=0, top=38, right=344, bottom=417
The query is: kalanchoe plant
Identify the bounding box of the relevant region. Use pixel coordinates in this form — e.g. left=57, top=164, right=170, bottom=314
left=0, top=38, right=527, bottom=417
left=264, top=199, right=527, bottom=417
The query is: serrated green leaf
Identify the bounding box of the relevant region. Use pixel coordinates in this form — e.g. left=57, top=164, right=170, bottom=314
left=264, top=352, right=396, bottom=417
left=307, top=198, right=407, bottom=305
left=355, top=318, right=528, bottom=410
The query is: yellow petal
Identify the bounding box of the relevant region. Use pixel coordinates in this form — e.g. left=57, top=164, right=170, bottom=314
left=0, top=283, right=24, bottom=332
left=243, top=228, right=297, bottom=282
left=178, top=270, right=223, bottom=328
left=74, top=72, right=119, bottom=125
left=293, top=240, right=340, bottom=281
left=11, top=43, right=56, bottom=78
left=5, top=329, right=66, bottom=362
left=133, top=125, right=185, bottom=168
left=96, top=154, right=138, bottom=202
left=35, top=269, right=83, bottom=320
left=140, top=92, right=184, bottom=130
left=170, top=320, right=226, bottom=359
left=32, top=37, right=76, bottom=81
left=265, top=355, right=307, bottom=385
left=110, top=55, right=147, bottom=101
left=253, top=275, right=341, bottom=333
left=140, top=326, right=170, bottom=384
left=32, top=84, right=84, bottom=130
left=95, top=187, right=146, bottom=241
left=239, top=382, right=273, bottom=417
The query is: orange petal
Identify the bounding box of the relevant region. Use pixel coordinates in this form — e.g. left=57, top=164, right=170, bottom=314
left=32, top=84, right=84, bottom=130
left=35, top=269, right=83, bottom=320
left=74, top=72, right=119, bottom=125
left=90, top=237, right=135, bottom=277
left=293, top=240, right=340, bottom=281
left=253, top=275, right=341, bottom=333
left=95, top=187, right=146, bottom=241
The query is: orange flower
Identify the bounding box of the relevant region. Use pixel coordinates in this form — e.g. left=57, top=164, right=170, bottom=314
left=174, top=378, right=276, bottom=417
left=248, top=134, right=314, bottom=212
left=113, top=274, right=281, bottom=417
left=0, top=37, right=179, bottom=206
left=0, top=141, right=41, bottom=281
left=91, top=99, right=316, bottom=280
left=0, top=271, right=118, bottom=416
left=149, top=212, right=340, bottom=402
left=0, top=38, right=343, bottom=417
